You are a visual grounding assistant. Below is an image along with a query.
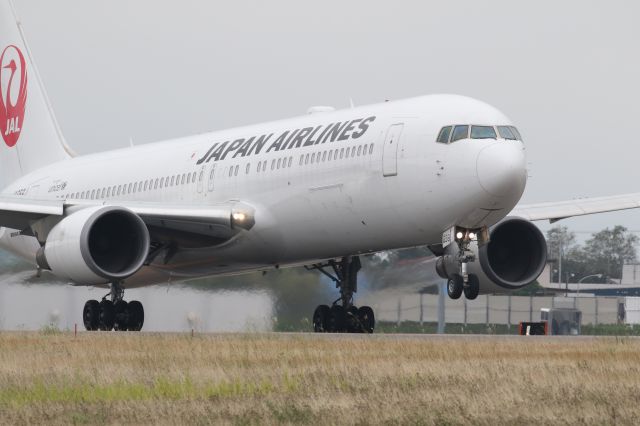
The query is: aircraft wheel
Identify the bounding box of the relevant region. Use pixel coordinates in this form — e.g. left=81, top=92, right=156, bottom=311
left=99, top=300, right=115, bottom=331
left=344, top=306, right=361, bottom=333
left=329, top=305, right=346, bottom=333
left=358, top=306, right=375, bottom=334
left=127, top=301, right=144, bottom=331
left=464, top=274, right=480, bottom=300
left=83, top=300, right=100, bottom=331
left=447, top=275, right=464, bottom=299
left=313, top=305, right=331, bottom=332
left=113, top=300, right=129, bottom=331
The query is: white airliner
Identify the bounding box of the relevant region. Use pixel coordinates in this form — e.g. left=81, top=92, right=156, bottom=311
left=1, top=1, right=639, bottom=332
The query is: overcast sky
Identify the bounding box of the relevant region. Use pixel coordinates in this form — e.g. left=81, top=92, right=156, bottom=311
left=13, top=0, right=640, bottom=242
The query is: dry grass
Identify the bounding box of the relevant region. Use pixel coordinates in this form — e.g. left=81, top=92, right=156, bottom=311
left=1, top=332, right=640, bottom=425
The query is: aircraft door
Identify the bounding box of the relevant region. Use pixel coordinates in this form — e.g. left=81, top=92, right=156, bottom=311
left=208, top=164, right=216, bottom=192
left=197, top=165, right=205, bottom=193
left=382, top=123, right=404, bottom=177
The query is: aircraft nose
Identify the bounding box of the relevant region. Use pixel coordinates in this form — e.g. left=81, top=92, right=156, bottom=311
left=476, top=142, right=527, bottom=198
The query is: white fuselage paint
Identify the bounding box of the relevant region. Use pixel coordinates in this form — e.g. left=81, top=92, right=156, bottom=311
left=0, top=94, right=528, bottom=287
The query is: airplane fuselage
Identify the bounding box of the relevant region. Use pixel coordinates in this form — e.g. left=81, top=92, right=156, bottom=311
left=0, top=94, right=527, bottom=286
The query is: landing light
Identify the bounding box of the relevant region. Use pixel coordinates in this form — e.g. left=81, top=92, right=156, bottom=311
left=469, top=232, right=477, bottom=240
left=232, top=212, right=246, bottom=222
left=456, top=231, right=464, bottom=240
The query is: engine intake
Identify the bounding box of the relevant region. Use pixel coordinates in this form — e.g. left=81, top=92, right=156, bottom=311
left=478, top=217, right=547, bottom=289
left=436, top=217, right=547, bottom=294
left=38, top=206, right=150, bottom=285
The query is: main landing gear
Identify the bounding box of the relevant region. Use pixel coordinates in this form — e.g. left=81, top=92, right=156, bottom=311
left=307, top=256, right=375, bottom=333
left=82, top=281, right=144, bottom=331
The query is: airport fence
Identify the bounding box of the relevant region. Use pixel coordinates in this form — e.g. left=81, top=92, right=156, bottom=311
left=359, top=293, right=637, bottom=327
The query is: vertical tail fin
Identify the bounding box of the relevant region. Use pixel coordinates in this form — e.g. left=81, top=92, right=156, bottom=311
left=0, top=0, right=74, bottom=189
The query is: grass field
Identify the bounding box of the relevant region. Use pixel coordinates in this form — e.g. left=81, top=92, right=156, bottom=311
left=1, top=332, right=640, bottom=425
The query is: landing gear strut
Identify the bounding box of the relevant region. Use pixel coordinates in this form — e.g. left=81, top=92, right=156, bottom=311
left=82, top=281, right=144, bottom=331
left=307, top=256, right=375, bottom=333
left=452, top=229, right=481, bottom=301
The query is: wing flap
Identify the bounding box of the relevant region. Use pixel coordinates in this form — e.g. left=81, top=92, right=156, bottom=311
left=0, top=197, right=63, bottom=229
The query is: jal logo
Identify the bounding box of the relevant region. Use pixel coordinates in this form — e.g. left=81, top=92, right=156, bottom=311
left=0, top=45, right=27, bottom=147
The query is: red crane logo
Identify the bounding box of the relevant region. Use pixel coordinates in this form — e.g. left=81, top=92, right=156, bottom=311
left=0, top=45, right=28, bottom=147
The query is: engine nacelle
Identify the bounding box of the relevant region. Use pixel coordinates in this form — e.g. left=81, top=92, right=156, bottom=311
left=37, top=206, right=150, bottom=285
left=436, top=217, right=547, bottom=294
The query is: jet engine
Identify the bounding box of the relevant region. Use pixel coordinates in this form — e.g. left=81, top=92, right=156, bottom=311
left=436, top=217, right=547, bottom=295
left=36, top=206, right=150, bottom=285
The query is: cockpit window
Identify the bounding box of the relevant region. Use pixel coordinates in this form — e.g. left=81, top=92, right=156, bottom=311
left=436, top=126, right=452, bottom=143
left=497, top=126, right=516, bottom=140
left=451, top=125, right=469, bottom=142
left=470, top=126, right=497, bottom=139
left=509, top=126, right=523, bottom=141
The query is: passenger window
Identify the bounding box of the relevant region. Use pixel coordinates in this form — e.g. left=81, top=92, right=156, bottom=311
left=311, top=153, right=315, bottom=164
left=328, top=151, right=333, bottom=161
left=340, top=148, right=344, bottom=159
left=497, top=126, right=516, bottom=140
left=154, top=179, right=159, bottom=189
left=369, top=144, right=374, bottom=155
left=246, top=163, right=250, bottom=174
left=357, top=146, right=362, bottom=156
left=305, top=154, right=309, bottom=165
left=437, top=126, right=452, bottom=143
left=106, top=188, right=111, bottom=197
left=170, top=176, right=175, bottom=186
left=191, top=172, right=196, bottom=182
left=471, top=126, right=497, bottom=140
left=235, top=165, right=239, bottom=176
left=288, top=157, right=292, bottom=167
left=277, top=158, right=282, bottom=169
left=271, top=159, right=275, bottom=170
left=91, top=190, right=96, bottom=199
left=351, top=147, right=356, bottom=157
left=451, top=125, right=469, bottom=142
left=160, top=177, right=164, bottom=188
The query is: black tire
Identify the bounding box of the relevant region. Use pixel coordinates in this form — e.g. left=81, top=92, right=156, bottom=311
left=464, top=274, right=480, bottom=300
left=127, top=301, right=144, bottom=331
left=358, top=306, right=375, bottom=334
left=447, top=275, right=463, bottom=299
left=83, top=300, right=100, bottom=331
left=329, top=305, right=346, bottom=333
left=346, top=306, right=360, bottom=333
left=313, top=305, right=330, bottom=332
left=113, top=300, right=129, bottom=331
left=99, top=300, right=115, bottom=331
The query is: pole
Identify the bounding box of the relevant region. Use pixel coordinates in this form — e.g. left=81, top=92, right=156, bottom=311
left=463, top=297, right=467, bottom=327
left=396, top=297, right=401, bottom=326
left=485, top=295, right=490, bottom=327
left=507, top=295, right=512, bottom=331
left=595, top=297, right=599, bottom=326
left=419, top=293, right=424, bottom=326
left=437, top=281, right=445, bottom=334
left=529, top=295, right=533, bottom=322
left=558, top=238, right=563, bottom=285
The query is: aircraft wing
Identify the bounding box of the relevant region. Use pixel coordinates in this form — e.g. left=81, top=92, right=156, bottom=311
left=0, top=196, right=254, bottom=247
left=511, top=192, right=640, bottom=223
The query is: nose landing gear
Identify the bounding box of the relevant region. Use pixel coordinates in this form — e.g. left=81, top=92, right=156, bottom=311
left=308, top=256, right=375, bottom=333
left=82, top=281, right=144, bottom=331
